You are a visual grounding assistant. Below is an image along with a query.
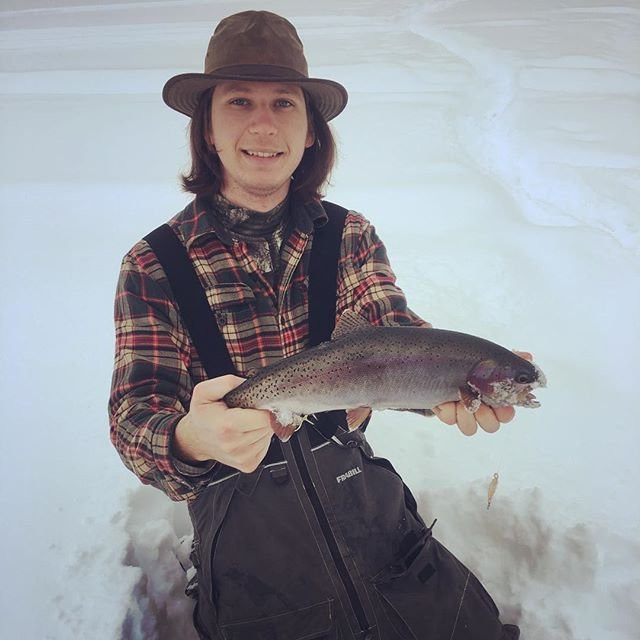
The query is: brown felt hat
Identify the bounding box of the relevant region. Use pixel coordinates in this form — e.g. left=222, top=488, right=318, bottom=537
left=162, top=10, right=348, bottom=122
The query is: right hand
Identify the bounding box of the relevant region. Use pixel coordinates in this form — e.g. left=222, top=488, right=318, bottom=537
left=173, top=375, right=275, bottom=473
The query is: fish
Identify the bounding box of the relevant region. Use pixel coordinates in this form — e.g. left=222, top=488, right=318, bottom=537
left=223, top=310, right=547, bottom=441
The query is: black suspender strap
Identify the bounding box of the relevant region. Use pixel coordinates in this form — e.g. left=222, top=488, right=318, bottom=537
left=144, top=222, right=236, bottom=379
left=306, top=201, right=349, bottom=438
left=308, top=201, right=348, bottom=346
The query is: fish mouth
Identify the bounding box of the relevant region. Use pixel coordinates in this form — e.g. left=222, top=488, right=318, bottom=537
left=475, top=382, right=539, bottom=408
left=516, top=386, right=541, bottom=408
left=474, top=363, right=547, bottom=409
left=477, top=382, right=541, bottom=408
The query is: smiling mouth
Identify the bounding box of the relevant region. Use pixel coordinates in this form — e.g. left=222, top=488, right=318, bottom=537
left=242, top=150, right=284, bottom=158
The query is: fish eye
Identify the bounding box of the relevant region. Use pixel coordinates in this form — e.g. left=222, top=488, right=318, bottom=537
left=515, top=371, right=532, bottom=384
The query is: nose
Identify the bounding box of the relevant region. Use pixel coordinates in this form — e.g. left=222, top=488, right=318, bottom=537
left=248, top=105, right=277, bottom=136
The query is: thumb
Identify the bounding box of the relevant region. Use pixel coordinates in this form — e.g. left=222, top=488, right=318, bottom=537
left=192, top=374, right=246, bottom=404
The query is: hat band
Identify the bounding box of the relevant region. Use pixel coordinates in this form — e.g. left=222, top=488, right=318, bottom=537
left=203, top=64, right=308, bottom=81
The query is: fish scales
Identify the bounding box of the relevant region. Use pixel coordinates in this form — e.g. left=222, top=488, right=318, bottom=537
left=223, top=323, right=546, bottom=424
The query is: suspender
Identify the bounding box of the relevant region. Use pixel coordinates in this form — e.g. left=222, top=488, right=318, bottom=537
left=144, top=200, right=348, bottom=458
left=143, top=221, right=236, bottom=378
left=308, top=201, right=346, bottom=346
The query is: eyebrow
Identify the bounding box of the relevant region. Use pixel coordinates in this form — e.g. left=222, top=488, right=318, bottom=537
left=217, top=83, right=301, bottom=97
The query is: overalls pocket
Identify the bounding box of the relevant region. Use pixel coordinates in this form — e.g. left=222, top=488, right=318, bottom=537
left=220, top=599, right=336, bottom=640
left=195, top=456, right=336, bottom=631
left=313, top=428, right=429, bottom=581
left=189, top=472, right=239, bottom=632
left=372, top=537, right=504, bottom=640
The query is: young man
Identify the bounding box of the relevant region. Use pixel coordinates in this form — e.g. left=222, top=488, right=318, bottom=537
left=110, top=10, right=520, bottom=639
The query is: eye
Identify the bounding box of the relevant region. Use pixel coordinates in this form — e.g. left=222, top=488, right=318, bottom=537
left=229, top=97, right=249, bottom=106
left=275, top=99, right=294, bottom=108
left=515, top=371, right=532, bottom=384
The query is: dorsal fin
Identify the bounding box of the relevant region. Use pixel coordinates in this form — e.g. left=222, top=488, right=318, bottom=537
left=331, top=309, right=371, bottom=340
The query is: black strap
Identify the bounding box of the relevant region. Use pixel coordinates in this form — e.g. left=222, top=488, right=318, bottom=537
left=307, top=201, right=349, bottom=437
left=144, top=220, right=236, bottom=379
left=144, top=200, right=348, bottom=460
left=308, top=201, right=347, bottom=346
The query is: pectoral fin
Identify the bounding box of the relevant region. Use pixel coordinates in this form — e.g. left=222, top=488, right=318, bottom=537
left=270, top=411, right=307, bottom=442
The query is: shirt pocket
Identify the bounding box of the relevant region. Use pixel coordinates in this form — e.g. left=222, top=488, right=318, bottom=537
left=205, top=282, right=256, bottom=327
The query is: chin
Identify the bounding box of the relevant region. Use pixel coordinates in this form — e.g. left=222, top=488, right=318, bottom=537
left=248, top=180, right=290, bottom=196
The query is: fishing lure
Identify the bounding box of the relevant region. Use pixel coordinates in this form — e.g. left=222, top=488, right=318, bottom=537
left=487, top=473, right=499, bottom=509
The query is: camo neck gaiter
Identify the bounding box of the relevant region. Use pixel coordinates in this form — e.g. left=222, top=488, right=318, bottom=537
left=212, top=194, right=290, bottom=281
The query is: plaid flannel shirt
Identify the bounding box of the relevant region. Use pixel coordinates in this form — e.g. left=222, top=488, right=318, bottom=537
left=109, top=197, right=428, bottom=502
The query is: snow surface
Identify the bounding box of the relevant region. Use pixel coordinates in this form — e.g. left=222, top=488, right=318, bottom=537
left=1, top=1, right=639, bottom=638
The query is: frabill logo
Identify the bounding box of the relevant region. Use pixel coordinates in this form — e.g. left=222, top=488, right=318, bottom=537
left=336, top=466, right=362, bottom=484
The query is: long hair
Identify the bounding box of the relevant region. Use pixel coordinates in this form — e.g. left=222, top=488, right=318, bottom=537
left=180, top=88, right=336, bottom=203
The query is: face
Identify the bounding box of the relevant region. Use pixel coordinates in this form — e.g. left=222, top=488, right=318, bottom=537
left=209, top=81, right=314, bottom=211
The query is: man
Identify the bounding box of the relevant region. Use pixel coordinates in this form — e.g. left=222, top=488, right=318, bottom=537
left=110, top=10, right=521, bottom=639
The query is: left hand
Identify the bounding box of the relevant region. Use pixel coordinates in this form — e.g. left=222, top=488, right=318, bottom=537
left=346, top=406, right=372, bottom=431
left=433, top=350, right=533, bottom=436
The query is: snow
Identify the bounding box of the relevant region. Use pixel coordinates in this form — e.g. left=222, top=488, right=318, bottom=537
left=1, top=1, right=638, bottom=638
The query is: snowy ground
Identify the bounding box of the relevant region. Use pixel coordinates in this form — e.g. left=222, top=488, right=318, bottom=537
left=1, top=1, right=639, bottom=639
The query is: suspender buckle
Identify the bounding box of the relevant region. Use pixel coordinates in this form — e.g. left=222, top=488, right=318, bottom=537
left=269, top=463, right=290, bottom=486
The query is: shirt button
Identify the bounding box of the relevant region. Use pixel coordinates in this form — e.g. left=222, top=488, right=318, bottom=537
left=215, top=311, right=227, bottom=326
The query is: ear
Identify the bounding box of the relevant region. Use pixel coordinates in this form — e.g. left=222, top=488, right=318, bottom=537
left=305, top=128, right=315, bottom=149
left=208, top=127, right=217, bottom=150
left=206, top=109, right=217, bottom=150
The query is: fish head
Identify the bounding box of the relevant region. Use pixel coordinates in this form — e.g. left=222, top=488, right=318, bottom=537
left=467, top=354, right=547, bottom=408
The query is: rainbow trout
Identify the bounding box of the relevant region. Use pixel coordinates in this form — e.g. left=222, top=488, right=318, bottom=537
left=223, top=311, right=546, bottom=440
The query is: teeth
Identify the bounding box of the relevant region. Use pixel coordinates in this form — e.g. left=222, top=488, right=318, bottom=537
left=245, top=150, right=279, bottom=158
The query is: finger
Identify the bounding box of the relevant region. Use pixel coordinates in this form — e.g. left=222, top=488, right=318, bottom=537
left=433, top=402, right=457, bottom=425
left=346, top=407, right=372, bottom=430
left=456, top=402, right=478, bottom=436
left=193, top=375, right=246, bottom=403
left=474, top=404, right=500, bottom=433
left=494, top=405, right=515, bottom=423
left=513, top=350, right=533, bottom=361
left=231, top=430, right=273, bottom=473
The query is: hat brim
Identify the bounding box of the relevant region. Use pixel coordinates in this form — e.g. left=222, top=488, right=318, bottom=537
left=163, top=72, right=348, bottom=122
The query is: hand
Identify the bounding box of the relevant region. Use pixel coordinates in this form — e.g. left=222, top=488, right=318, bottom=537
left=433, top=351, right=533, bottom=436
left=173, top=374, right=275, bottom=473
left=346, top=406, right=372, bottom=431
